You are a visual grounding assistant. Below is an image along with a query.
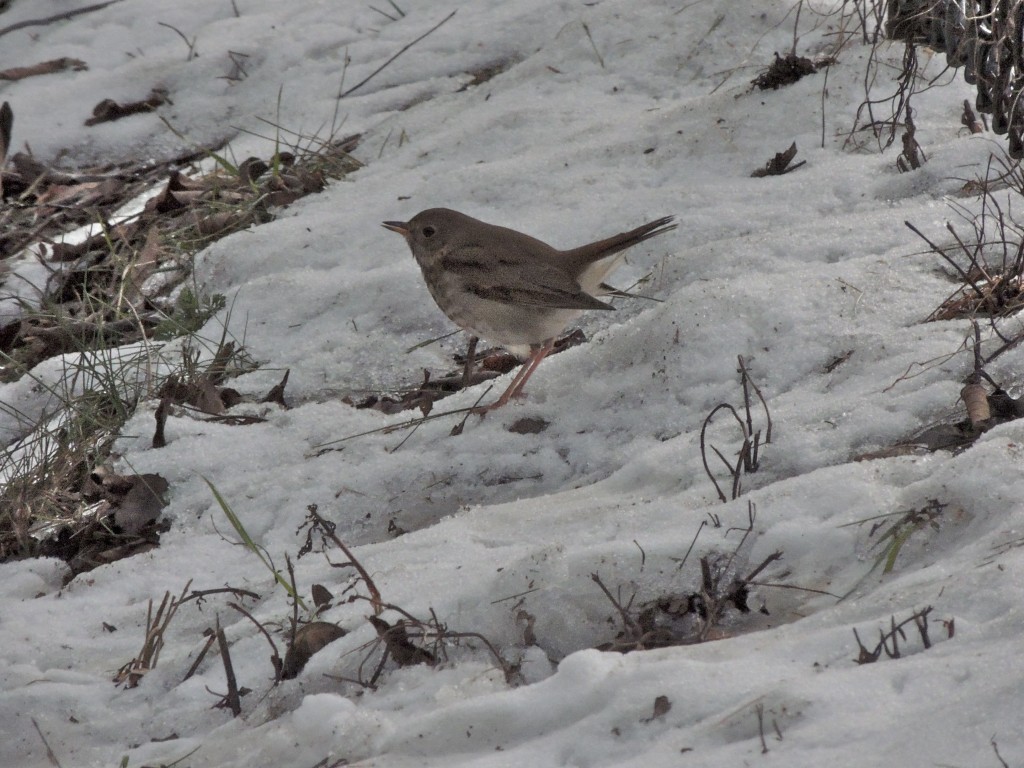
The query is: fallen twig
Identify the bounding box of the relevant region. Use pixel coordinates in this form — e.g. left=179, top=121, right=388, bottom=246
left=0, top=1, right=122, bottom=39
left=340, top=10, right=457, bottom=97
left=215, top=616, right=242, bottom=716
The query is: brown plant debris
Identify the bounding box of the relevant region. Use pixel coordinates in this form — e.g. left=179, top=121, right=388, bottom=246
left=1, top=130, right=361, bottom=380
left=298, top=504, right=385, bottom=616
left=347, top=606, right=516, bottom=688
left=368, top=616, right=437, bottom=667
left=281, top=621, right=348, bottom=679
left=457, top=59, right=518, bottom=92
left=913, top=165, right=1024, bottom=321
left=506, top=416, right=550, bottom=434
left=84, top=88, right=169, bottom=126
left=851, top=606, right=950, bottom=664
left=843, top=41, right=921, bottom=156
left=213, top=617, right=246, bottom=715
left=0, top=57, right=87, bottom=81
left=641, top=695, right=672, bottom=723
left=864, top=380, right=1024, bottom=457
left=861, top=322, right=1024, bottom=458
left=20, top=469, right=171, bottom=580
left=296, top=506, right=514, bottom=687
left=895, top=105, right=925, bottom=172
left=751, top=142, right=804, bottom=177
left=311, top=583, right=334, bottom=611
left=148, top=343, right=286, bottom=447
left=339, top=9, right=457, bottom=98
left=700, top=356, right=771, bottom=503
left=0, top=1, right=123, bottom=40
left=1, top=109, right=362, bottom=576
left=823, top=349, right=854, bottom=373
left=261, top=369, right=291, bottom=407
left=595, top=503, right=786, bottom=652
left=114, top=580, right=191, bottom=688
left=961, top=99, right=984, bottom=134
left=752, top=52, right=818, bottom=90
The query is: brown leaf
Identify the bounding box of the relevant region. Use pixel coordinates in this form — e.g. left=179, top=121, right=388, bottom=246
left=167, top=169, right=208, bottom=191
left=153, top=396, right=170, bottom=448
left=35, top=181, right=100, bottom=207
left=650, top=695, right=672, bottom=720
left=145, top=180, right=189, bottom=214
left=237, top=157, right=269, bottom=185
left=517, top=609, right=537, bottom=646
left=206, top=341, right=236, bottom=385
left=507, top=417, right=549, bottom=434
left=192, top=209, right=252, bottom=237
left=40, top=176, right=125, bottom=210
left=85, top=89, right=167, bottom=126
left=158, top=373, right=225, bottom=415
left=264, top=189, right=305, bottom=208
left=111, top=473, right=170, bottom=534
left=193, top=376, right=226, bottom=415
left=120, top=226, right=164, bottom=307
left=961, top=383, right=991, bottom=427
left=220, top=388, right=243, bottom=409
left=0, top=319, right=19, bottom=354
left=751, top=142, right=804, bottom=177
left=0, top=57, right=87, bottom=81
left=9, top=151, right=78, bottom=185
left=752, top=52, right=818, bottom=90
left=367, top=616, right=436, bottom=667
left=261, top=369, right=290, bottom=407
left=281, top=622, right=347, bottom=679
left=47, top=233, right=105, bottom=262
left=310, top=584, right=333, bottom=610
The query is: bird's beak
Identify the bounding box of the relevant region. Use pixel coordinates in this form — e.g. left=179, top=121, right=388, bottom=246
left=381, top=220, right=410, bottom=236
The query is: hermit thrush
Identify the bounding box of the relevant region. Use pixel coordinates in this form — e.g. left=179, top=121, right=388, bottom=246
left=383, top=208, right=676, bottom=411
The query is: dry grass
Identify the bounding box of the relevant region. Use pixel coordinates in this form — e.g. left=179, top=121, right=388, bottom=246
left=0, top=110, right=362, bottom=571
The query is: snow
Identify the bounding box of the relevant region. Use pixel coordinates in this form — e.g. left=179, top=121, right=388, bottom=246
left=2, top=0, right=1023, bottom=767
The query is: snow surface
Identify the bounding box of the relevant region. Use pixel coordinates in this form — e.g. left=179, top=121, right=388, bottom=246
left=2, top=1, right=1023, bottom=766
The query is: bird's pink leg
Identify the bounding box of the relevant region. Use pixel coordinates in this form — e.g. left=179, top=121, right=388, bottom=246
left=473, top=338, right=556, bottom=413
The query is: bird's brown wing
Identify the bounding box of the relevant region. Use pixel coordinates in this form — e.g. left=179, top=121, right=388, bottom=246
left=441, top=249, right=613, bottom=310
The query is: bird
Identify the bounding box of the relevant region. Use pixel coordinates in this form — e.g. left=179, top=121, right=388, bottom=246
left=382, top=207, right=676, bottom=412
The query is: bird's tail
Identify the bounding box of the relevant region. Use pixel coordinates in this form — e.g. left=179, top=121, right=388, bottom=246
left=566, top=215, right=676, bottom=294
left=564, top=216, right=676, bottom=269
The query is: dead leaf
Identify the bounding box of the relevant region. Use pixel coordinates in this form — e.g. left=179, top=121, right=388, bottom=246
left=262, top=369, right=290, bottom=407
left=649, top=695, right=672, bottom=721
left=153, top=396, right=170, bottom=448
left=158, top=374, right=225, bottom=415
left=237, top=157, right=269, bottom=185
left=311, top=584, right=333, bottom=610
left=281, top=622, right=347, bottom=679
left=120, top=226, right=164, bottom=307
left=368, top=616, right=436, bottom=667
left=517, top=609, right=537, bottom=646
left=90, top=469, right=169, bottom=534
left=752, top=52, right=818, bottom=90
left=85, top=89, right=168, bottom=126
left=751, top=142, right=804, bottom=177
left=507, top=417, right=549, bottom=434
left=0, top=57, right=87, bottom=81
left=9, top=151, right=78, bottom=185
left=191, top=209, right=253, bottom=237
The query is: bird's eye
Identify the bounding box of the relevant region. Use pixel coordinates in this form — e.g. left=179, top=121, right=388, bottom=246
left=422, top=226, right=436, bottom=238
